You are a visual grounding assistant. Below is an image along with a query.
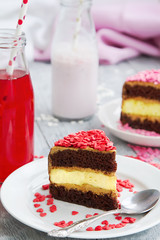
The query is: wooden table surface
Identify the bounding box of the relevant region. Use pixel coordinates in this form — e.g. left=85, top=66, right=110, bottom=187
left=1, top=56, right=160, bottom=240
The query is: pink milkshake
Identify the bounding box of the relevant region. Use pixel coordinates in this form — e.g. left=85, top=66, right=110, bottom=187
left=51, top=42, right=98, bottom=120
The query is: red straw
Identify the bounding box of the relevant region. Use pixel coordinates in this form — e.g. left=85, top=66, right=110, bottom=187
left=7, top=0, right=29, bottom=76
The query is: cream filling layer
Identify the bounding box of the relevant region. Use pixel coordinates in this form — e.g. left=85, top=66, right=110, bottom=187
left=122, top=99, right=160, bottom=117
left=50, top=168, right=116, bottom=191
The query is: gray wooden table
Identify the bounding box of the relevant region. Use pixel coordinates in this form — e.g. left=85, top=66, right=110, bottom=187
left=1, top=56, right=160, bottom=240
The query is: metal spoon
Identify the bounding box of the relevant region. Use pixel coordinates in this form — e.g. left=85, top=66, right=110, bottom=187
left=48, top=189, right=160, bottom=237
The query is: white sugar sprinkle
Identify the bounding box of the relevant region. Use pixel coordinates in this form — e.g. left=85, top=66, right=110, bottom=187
left=48, top=122, right=54, bottom=127
left=78, top=120, right=84, bottom=124
left=71, top=121, right=76, bottom=124
left=35, top=117, right=41, bottom=121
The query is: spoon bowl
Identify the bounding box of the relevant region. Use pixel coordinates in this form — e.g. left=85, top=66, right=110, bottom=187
left=48, top=189, right=160, bottom=237
left=121, top=189, right=160, bottom=214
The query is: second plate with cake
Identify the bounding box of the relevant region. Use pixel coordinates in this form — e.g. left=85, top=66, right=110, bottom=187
left=98, top=98, right=160, bottom=147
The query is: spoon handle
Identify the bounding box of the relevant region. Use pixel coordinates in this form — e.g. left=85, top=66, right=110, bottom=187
left=48, top=209, right=120, bottom=237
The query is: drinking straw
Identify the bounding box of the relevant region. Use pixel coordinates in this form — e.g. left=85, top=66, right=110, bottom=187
left=6, top=0, right=29, bottom=76
left=73, top=0, right=84, bottom=50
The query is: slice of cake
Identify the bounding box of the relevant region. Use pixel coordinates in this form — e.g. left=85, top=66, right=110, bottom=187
left=120, top=69, right=160, bottom=134
left=48, top=130, right=118, bottom=211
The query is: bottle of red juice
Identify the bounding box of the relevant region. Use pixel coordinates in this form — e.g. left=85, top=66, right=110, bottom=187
left=0, top=29, right=34, bottom=183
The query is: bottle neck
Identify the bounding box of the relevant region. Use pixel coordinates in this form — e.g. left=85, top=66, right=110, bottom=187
left=60, top=0, right=92, bottom=8
left=53, top=0, right=96, bottom=50
left=0, top=29, right=26, bottom=49
left=0, top=29, right=27, bottom=73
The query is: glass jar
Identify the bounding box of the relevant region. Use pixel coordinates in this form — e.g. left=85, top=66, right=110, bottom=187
left=51, top=0, right=98, bottom=120
left=0, top=29, right=34, bottom=183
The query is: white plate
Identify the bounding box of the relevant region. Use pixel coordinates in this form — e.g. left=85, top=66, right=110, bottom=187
left=98, top=98, right=160, bottom=147
left=1, top=156, right=160, bottom=239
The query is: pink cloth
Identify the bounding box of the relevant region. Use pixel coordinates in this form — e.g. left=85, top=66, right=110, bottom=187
left=34, top=2, right=160, bottom=64
left=92, top=2, right=160, bottom=64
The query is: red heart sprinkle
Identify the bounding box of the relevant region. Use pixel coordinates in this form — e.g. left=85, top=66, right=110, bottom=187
left=72, top=211, right=79, bottom=215
left=50, top=205, right=57, bottom=213
left=101, top=220, right=108, bottom=225
left=42, top=184, right=49, bottom=190
left=95, top=226, right=102, bottom=231
left=86, top=227, right=94, bottom=231
left=36, top=208, right=44, bottom=213
left=86, top=214, right=92, bottom=218
left=47, top=198, right=54, bottom=205
left=40, top=212, right=47, bottom=217
left=34, top=204, right=41, bottom=208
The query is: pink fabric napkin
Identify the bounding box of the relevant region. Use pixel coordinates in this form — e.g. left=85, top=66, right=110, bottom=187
left=92, top=2, right=160, bottom=64
left=34, top=2, right=160, bottom=64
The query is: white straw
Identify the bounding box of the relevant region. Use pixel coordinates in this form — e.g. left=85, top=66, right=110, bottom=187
left=6, top=0, right=29, bottom=76
left=73, top=0, right=84, bottom=50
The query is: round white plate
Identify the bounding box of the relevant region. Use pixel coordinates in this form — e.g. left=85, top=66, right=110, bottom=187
left=98, top=98, right=160, bottom=147
left=1, top=156, right=160, bottom=239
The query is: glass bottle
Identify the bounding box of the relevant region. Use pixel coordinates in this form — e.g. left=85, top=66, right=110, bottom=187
left=51, top=0, right=98, bottom=120
left=0, top=29, right=34, bottom=183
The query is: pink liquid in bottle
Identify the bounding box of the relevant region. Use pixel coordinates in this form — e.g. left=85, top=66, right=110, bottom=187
left=0, top=69, right=34, bottom=182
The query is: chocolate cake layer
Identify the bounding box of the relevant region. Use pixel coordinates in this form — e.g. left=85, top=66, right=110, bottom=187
left=49, top=149, right=116, bottom=173
left=123, top=83, right=160, bottom=101
left=50, top=184, right=118, bottom=211
left=121, top=113, right=160, bottom=133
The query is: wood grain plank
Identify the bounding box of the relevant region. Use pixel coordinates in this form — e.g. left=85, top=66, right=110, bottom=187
left=30, top=61, right=52, bottom=116
left=34, top=122, right=50, bottom=156
left=128, top=56, right=160, bottom=71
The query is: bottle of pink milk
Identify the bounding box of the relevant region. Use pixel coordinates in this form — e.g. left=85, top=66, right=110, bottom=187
left=51, top=0, right=98, bottom=120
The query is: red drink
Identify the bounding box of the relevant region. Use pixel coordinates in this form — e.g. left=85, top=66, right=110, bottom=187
left=0, top=69, right=34, bottom=182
